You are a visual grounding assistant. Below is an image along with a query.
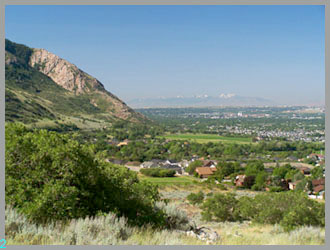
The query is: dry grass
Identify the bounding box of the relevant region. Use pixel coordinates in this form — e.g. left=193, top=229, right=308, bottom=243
left=210, top=222, right=325, bottom=245
left=6, top=205, right=324, bottom=245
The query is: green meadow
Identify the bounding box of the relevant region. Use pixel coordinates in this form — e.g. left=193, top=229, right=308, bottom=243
left=159, top=133, right=253, bottom=144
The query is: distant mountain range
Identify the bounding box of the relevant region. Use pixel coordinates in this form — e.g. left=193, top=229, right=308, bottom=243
left=5, top=39, right=148, bottom=128
left=127, top=94, right=277, bottom=108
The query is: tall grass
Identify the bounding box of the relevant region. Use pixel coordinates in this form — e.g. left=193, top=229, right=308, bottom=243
left=6, top=206, right=324, bottom=245
left=5, top=205, right=201, bottom=245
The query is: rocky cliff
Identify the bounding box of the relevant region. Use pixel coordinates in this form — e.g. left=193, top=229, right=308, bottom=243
left=29, top=47, right=143, bottom=121
left=5, top=39, right=147, bottom=125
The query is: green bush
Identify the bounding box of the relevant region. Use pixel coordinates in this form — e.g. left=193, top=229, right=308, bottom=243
left=244, top=161, right=265, bottom=177
left=140, top=168, right=176, bottom=177
left=187, top=191, right=204, bottom=205
left=218, top=183, right=227, bottom=190
left=201, top=191, right=324, bottom=231
left=272, top=164, right=293, bottom=179
left=294, top=179, right=308, bottom=192
left=252, top=171, right=268, bottom=190
left=5, top=123, right=165, bottom=227
left=201, top=193, right=241, bottom=222
left=186, top=160, right=203, bottom=175
left=155, top=201, right=191, bottom=231
left=269, top=186, right=285, bottom=192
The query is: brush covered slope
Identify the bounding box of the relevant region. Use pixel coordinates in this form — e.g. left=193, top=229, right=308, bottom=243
left=5, top=39, right=147, bottom=128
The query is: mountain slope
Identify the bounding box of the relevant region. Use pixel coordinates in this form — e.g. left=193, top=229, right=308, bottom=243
left=5, top=39, right=147, bottom=128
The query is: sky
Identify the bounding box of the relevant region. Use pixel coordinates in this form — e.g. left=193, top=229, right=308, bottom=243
left=5, top=5, right=325, bottom=106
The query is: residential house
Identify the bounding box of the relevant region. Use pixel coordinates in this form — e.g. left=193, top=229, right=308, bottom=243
left=180, top=160, right=190, bottom=168
left=297, top=167, right=311, bottom=176
left=165, top=159, right=180, bottom=166
left=202, top=160, right=217, bottom=168
left=151, top=159, right=167, bottom=165
left=107, top=159, right=126, bottom=165
left=125, top=161, right=141, bottom=167
left=234, top=175, right=256, bottom=188
left=210, top=168, right=217, bottom=173
left=190, top=155, right=200, bottom=162
left=140, top=161, right=161, bottom=169
left=308, top=153, right=325, bottom=161
left=289, top=180, right=302, bottom=190
left=313, top=184, right=325, bottom=194
left=195, top=167, right=214, bottom=178
left=312, top=178, right=325, bottom=195
left=235, top=175, right=246, bottom=187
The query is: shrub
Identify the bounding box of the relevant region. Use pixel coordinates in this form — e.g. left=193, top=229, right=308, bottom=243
left=5, top=123, right=165, bottom=227
left=201, top=193, right=241, bottom=222
left=272, top=164, right=293, bottom=179
left=201, top=191, right=325, bottom=231
left=244, top=161, right=264, bottom=177
left=242, top=176, right=255, bottom=189
left=294, top=179, right=307, bottom=192
left=311, top=166, right=324, bottom=179
left=252, top=171, right=268, bottom=190
left=280, top=204, right=324, bottom=232
left=218, top=183, right=227, bottom=190
left=269, top=186, right=285, bottom=192
left=186, top=160, right=203, bottom=175
left=187, top=191, right=204, bottom=205
left=293, top=171, right=305, bottom=182
left=155, top=202, right=191, bottom=231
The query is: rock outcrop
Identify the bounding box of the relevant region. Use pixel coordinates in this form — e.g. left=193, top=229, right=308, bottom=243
left=29, top=48, right=102, bottom=94
left=5, top=39, right=147, bottom=123
left=28, top=47, right=144, bottom=121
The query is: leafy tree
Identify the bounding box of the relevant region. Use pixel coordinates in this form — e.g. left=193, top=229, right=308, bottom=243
left=284, top=169, right=299, bottom=181
left=293, top=171, right=305, bottom=182
left=186, top=160, right=203, bottom=175
left=5, top=123, right=165, bottom=227
left=252, top=171, right=268, bottom=191
left=201, top=193, right=241, bottom=222
left=272, top=164, right=293, bottom=179
left=244, top=161, right=264, bottom=177
left=311, top=165, right=324, bottom=179
left=216, top=161, right=242, bottom=177
left=294, top=179, right=308, bottom=192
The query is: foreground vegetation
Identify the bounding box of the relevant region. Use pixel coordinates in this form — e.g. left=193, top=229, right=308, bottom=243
left=5, top=123, right=325, bottom=245
left=6, top=204, right=325, bottom=245
left=5, top=123, right=171, bottom=228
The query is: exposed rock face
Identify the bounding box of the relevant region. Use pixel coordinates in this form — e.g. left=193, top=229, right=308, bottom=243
left=29, top=48, right=144, bottom=121
left=29, top=48, right=100, bottom=94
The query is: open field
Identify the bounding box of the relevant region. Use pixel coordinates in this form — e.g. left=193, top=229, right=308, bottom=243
left=138, top=174, right=200, bottom=186
left=158, top=133, right=253, bottom=144
left=263, top=162, right=316, bottom=169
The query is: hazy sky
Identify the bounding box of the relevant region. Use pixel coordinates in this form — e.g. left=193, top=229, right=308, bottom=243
left=6, top=5, right=325, bottom=105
